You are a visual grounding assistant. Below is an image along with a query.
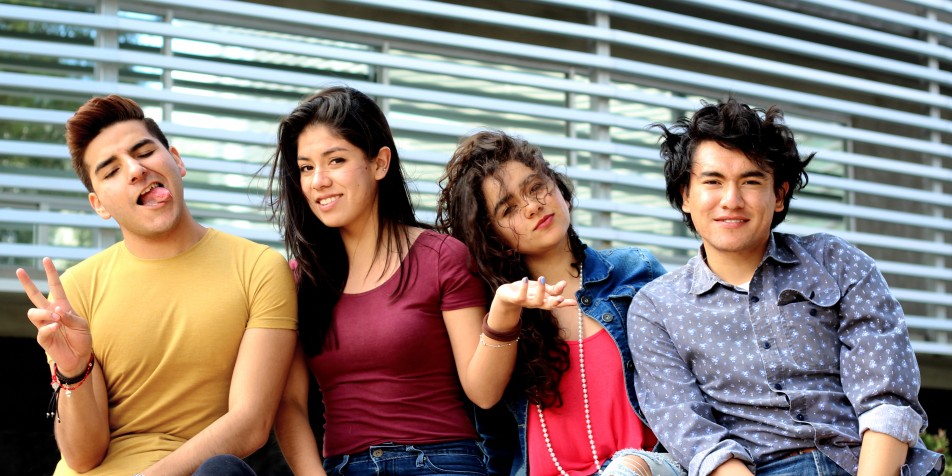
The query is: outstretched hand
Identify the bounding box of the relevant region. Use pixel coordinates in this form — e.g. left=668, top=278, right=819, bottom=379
left=495, top=276, right=577, bottom=311
left=17, top=257, right=91, bottom=375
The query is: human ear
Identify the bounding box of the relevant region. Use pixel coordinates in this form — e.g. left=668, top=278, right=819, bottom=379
left=373, top=146, right=392, bottom=180
left=170, top=146, right=186, bottom=177
left=775, top=182, right=790, bottom=212
left=88, top=193, right=111, bottom=220
left=680, top=185, right=692, bottom=213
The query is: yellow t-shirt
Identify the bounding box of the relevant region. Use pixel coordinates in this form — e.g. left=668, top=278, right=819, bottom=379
left=53, top=229, right=297, bottom=476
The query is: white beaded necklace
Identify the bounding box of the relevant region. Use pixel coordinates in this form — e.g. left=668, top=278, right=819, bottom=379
left=535, top=265, right=601, bottom=475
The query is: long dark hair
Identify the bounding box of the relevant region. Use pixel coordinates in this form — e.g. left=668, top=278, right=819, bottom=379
left=266, top=86, right=423, bottom=356
left=436, top=129, right=585, bottom=409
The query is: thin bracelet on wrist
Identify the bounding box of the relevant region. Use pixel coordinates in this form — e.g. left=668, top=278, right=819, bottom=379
left=480, top=333, right=518, bottom=348
left=481, top=312, right=521, bottom=342
left=48, top=353, right=95, bottom=423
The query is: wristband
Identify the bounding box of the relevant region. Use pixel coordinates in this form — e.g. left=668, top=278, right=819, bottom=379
left=481, top=312, right=521, bottom=342
left=54, top=353, right=94, bottom=387
left=48, top=353, right=95, bottom=423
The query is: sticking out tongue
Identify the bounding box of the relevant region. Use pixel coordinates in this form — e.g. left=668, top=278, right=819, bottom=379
left=139, top=186, right=172, bottom=206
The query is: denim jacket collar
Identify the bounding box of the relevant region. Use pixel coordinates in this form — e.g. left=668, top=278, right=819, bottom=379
left=581, top=246, right=610, bottom=288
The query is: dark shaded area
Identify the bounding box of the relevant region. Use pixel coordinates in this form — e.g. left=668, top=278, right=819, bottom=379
left=920, top=388, right=952, bottom=437
left=2, top=336, right=59, bottom=475
left=3, top=335, right=950, bottom=474
left=0, top=336, right=300, bottom=475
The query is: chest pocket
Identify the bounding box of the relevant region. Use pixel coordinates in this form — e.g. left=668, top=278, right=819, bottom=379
left=777, top=287, right=842, bottom=372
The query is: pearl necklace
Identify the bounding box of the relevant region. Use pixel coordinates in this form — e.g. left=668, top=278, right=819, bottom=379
left=536, top=265, right=601, bottom=475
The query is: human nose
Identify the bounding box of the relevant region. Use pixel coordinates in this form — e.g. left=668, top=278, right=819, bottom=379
left=123, top=156, right=147, bottom=183
left=720, top=183, right=744, bottom=208
left=522, top=197, right=543, bottom=218
left=307, top=168, right=332, bottom=189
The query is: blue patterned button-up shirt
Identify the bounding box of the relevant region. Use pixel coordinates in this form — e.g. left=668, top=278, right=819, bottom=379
left=627, top=232, right=942, bottom=476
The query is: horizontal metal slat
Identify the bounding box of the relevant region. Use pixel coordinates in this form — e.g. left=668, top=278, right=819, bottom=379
left=4, top=2, right=948, bottom=136
left=671, top=0, right=952, bottom=59
left=126, top=0, right=952, bottom=112
left=530, top=0, right=952, bottom=82
left=334, top=0, right=952, bottom=91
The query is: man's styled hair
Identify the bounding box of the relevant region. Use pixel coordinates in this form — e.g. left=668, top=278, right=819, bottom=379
left=654, top=98, right=813, bottom=233
left=66, top=95, right=169, bottom=192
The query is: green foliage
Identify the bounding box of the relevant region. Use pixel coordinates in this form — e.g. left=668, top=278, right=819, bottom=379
left=923, top=429, right=951, bottom=476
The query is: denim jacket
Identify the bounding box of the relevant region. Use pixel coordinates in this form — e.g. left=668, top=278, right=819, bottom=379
left=502, top=246, right=665, bottom=476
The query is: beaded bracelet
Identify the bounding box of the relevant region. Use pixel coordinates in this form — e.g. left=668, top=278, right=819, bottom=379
left=48, top=353, right=95, bottom=422
left=54, top=354, right=95, bottom=394
left=481, top=312, right=521, bottom=342
left=480, top=333, right=518, bottom=348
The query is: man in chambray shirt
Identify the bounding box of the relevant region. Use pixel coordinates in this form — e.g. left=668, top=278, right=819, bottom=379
left=627, top=98, right=943, bottom=476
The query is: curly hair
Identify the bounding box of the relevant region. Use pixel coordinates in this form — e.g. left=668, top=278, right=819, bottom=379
left=436, top=129, right=585, bottom=409
left=654, top=98, right=813, bottom=233
left=265, top=87, right=423, bottom=356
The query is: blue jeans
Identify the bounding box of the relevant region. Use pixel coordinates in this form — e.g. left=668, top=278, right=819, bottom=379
left=757, top=451, right=849, bottom=476
left=471, top=403, right=517, bottom=475
left=192, top=454, right=256, bottom=476
left=602, top=449, right=685, bottom=476
left=323, top=440, right=487, bottom=475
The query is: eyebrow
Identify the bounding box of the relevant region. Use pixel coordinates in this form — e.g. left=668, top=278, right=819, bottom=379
left=491, top=173, right=543, bottom=216
left=93, top=138, right=155, bottom=175
left=696, top=169, right=768, bottom=179
left=297, top=146, right=350, bottom=162
left=321, top=146, right=348, bottom=157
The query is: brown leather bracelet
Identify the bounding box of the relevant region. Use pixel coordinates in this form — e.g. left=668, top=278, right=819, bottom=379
left=481, top=312, right=521, bottom=342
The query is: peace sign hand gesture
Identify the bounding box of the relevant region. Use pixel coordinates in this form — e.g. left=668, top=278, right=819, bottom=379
left=16, top=257, right=92, bottom=376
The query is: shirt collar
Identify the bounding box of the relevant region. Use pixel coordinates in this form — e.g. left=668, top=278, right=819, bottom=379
left=581, top=246, right=610, bottom=287
left=765, top=232, right=799, bottom=266
left=689, top=254, right=721, bottom=295
left=689, top=233, right=797, bottom=295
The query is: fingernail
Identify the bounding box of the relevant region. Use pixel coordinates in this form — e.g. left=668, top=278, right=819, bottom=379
left=522, top=277, right=528, bottom=283
left=539, top=276, right=545, bottom=285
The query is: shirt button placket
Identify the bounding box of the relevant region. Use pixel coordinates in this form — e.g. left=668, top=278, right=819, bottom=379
left=751, top=292, right=782, bottom=390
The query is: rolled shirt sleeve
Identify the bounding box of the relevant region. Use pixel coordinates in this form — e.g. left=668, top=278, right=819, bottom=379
left=835, top=255, right=926, bottom=446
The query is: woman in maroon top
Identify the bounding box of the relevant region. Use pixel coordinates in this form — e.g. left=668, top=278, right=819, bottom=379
left=265, top=87, right=570, bottom=476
